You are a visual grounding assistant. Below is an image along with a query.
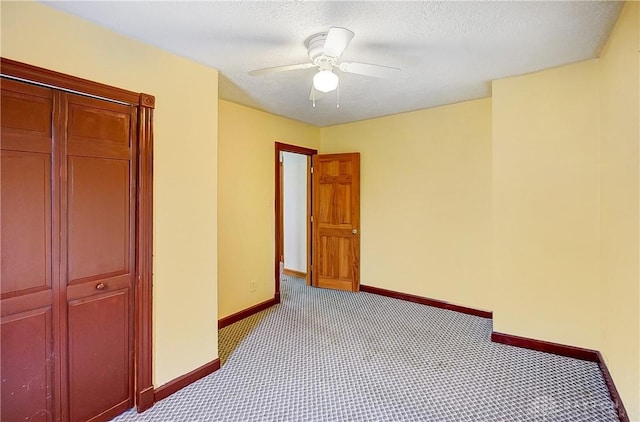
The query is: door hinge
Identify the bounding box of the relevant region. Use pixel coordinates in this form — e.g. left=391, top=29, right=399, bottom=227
left=310, top=215, right=314, bottom=223
left=279, top=152, right=284, bottom=163
left=310, top=167, right=314, bottom=174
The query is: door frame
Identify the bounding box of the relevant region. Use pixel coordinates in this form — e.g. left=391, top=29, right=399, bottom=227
left=0, top=58, right=155, bottom=412
left=274, top=142, right=317, bottom=302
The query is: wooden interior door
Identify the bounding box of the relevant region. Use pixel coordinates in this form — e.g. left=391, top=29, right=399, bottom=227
left=1, top=79, right=58, bottom=422
left=63, top=93, right=137, bottom=422
left=311, top=153, right=360, bottom=291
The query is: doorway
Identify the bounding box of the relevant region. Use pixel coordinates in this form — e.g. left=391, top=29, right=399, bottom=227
left=282, top=151, right=309, bottom=282
left=274, top=142, right=317, bottom=302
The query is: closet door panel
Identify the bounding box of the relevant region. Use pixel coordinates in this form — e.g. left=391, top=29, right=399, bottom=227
left=1, top=151, right=51, bottom=296
left=67, top=157, right=130, bottom=282
left=68, top=290, right=130, bottom=422
left=64, top=93, right=135, bottom=421
left=1, top=80, right=53, bottom=153
left=1, top=77, right=138, bottom=422
left=0, top=80, right=56, bottom=422
left=0, top=308, right=53, bottom=422
left=66, top=95, right=131, bottom=159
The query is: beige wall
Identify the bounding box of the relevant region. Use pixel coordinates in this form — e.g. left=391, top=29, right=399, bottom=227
left=599, top=2, right=640, bottom=419
left=491, top=60, right=602, bottom=349
left=320, top=47, right=637, bottom=414
left=1, top=2, right=219, bottom=387
left=4, top=0, right=639, bottom=417
left=217, top=100, right=320, bottom=319
left=321, top=99, right=493, bottom=312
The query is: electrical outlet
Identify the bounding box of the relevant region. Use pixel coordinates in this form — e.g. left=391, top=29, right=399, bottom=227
left=249, top=279, right=257, bottom=293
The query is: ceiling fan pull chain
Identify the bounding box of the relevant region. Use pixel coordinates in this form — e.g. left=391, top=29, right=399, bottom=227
left=312, top=87, right=316, bottom=108
left=336, top=80, right=340, bottom=109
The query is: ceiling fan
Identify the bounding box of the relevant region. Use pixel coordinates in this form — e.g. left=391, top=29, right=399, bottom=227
left=249, top=27, right=401, bottom=102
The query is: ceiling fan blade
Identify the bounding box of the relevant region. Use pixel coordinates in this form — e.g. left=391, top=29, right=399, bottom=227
left=338, top=62, right=401, bottom=79
left=249, top=63, right=315, bottom=76
left=323, top=27, right=354, bottom=58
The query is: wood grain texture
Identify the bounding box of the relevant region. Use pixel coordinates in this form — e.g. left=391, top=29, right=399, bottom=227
left=52, top=90, right=66, bottom=421
left=218, top=297, right=278, bottom=329
left=1, top=58, right=140, bottom=105
left=154, top=359, right=221, bottom=403
left=1, top=308, right=54, bottom=422
left=1, top=59, right=155, bottom=418
left=1, top=59, right=155, bottom=110
left=135, top=101, right=154, bottom=412
left=136, top=387, right=155, bottom=414
left=360, top=284, right=493, bottom=319
left=312, top=153, right=360, bottom=292
left=1, top=151, right=52, bottom=297
left=1, top=79, right=53, bottom=300
left=67, top=290, right=132, bottom=422
left=1, top=80, right=56, bottom=422
left=66, top=156, right=130, bottom=282
left=63, top=92, right=136, bottom=421
left=139, top=93, right=155, bottom=109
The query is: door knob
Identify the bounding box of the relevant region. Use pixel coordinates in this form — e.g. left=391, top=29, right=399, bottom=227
left=96, top=282, right=106, bottom=290
left=352, top=229, right=358, bottom=235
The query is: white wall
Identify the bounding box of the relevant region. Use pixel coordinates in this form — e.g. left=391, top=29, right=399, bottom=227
left=283, top=152, right=308, bottom=273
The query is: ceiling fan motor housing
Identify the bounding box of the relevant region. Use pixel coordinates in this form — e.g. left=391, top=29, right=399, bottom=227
left=307, top=33, right=332, bottom=64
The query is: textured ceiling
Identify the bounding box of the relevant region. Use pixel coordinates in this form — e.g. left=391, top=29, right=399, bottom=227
left=44, top=1, right=622, bottom=127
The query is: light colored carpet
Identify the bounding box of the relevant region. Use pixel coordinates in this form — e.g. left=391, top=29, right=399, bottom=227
left=218, top=304, right=273, bottom=366
left=112, top=275, right=617, bottom=421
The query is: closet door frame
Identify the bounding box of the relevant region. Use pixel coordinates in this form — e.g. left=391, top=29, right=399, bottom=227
left=0, top=58, right=156, bottom=413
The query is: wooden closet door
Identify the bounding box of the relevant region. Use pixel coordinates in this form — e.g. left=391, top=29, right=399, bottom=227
left=1, top=79, right=58, bottom=422
left=62, top=93, right=137, bottom=422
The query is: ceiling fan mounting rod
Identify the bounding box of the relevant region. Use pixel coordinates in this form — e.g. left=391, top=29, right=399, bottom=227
left=314, top=56, right=336, bottom=70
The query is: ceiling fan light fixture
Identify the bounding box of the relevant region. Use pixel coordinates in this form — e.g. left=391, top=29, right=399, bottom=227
left=313, top=69, right=339, bottom=93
